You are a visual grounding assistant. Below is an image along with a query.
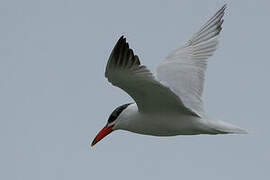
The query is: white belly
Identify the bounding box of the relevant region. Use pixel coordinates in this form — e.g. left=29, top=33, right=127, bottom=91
left=128, top=113, right=205, bottom=136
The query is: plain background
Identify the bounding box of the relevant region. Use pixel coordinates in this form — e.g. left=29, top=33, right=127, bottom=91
left=1, top=0, right=269, bottom=179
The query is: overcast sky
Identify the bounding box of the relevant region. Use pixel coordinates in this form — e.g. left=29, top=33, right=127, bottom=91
left=1, top=0, right=269, bottom=179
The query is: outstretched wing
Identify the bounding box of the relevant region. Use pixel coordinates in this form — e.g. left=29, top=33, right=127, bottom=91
left=105, top=36, right=196, bottom=115
left=156, top=5, right=226, bottom=116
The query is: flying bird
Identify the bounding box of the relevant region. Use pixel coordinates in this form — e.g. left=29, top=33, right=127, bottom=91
left=91, top=5, right=246, bottom=147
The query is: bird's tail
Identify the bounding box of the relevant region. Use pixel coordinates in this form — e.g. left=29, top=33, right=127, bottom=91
left=207, top=119, right=248, bottom=134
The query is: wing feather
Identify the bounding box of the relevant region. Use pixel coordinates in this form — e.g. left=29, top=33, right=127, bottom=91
left=156, top=5, right=226, bottom=116
left=105, top=36, right=197, bottom=115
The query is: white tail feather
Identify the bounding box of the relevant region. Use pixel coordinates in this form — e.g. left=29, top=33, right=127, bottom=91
left=207, top=119, right=248, bottom=134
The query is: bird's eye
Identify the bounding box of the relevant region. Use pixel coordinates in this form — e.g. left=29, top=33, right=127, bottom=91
left=107, top=103, right=132, bottom=123
left=108, top=113, right=117, bottom=123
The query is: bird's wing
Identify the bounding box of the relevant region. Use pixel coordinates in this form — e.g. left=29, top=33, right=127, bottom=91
left=105, top=36, right=197, bottom=115
left=156, top=5, right=226, bottom=116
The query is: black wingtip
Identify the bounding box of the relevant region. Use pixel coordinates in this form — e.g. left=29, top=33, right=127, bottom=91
left=116, top=35, right=127, bottom=47
left=119, top=35, right=126, bottom=41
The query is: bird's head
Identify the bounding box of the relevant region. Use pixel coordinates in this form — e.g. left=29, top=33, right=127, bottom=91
left=91, top=103, right=132, bottom=147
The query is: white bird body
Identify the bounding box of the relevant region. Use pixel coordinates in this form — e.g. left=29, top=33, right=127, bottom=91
left=114, top=103, right=246, bottom=136
left=115, top=103, right=204, bottom=136
left=91, top=5, right=246, bottom=147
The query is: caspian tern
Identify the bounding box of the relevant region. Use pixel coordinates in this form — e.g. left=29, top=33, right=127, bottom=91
left=91, top=4, right=247, bottom=147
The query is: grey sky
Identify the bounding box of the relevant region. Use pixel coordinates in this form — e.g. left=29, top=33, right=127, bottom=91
left=1, top=0, right=269, bottom=179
